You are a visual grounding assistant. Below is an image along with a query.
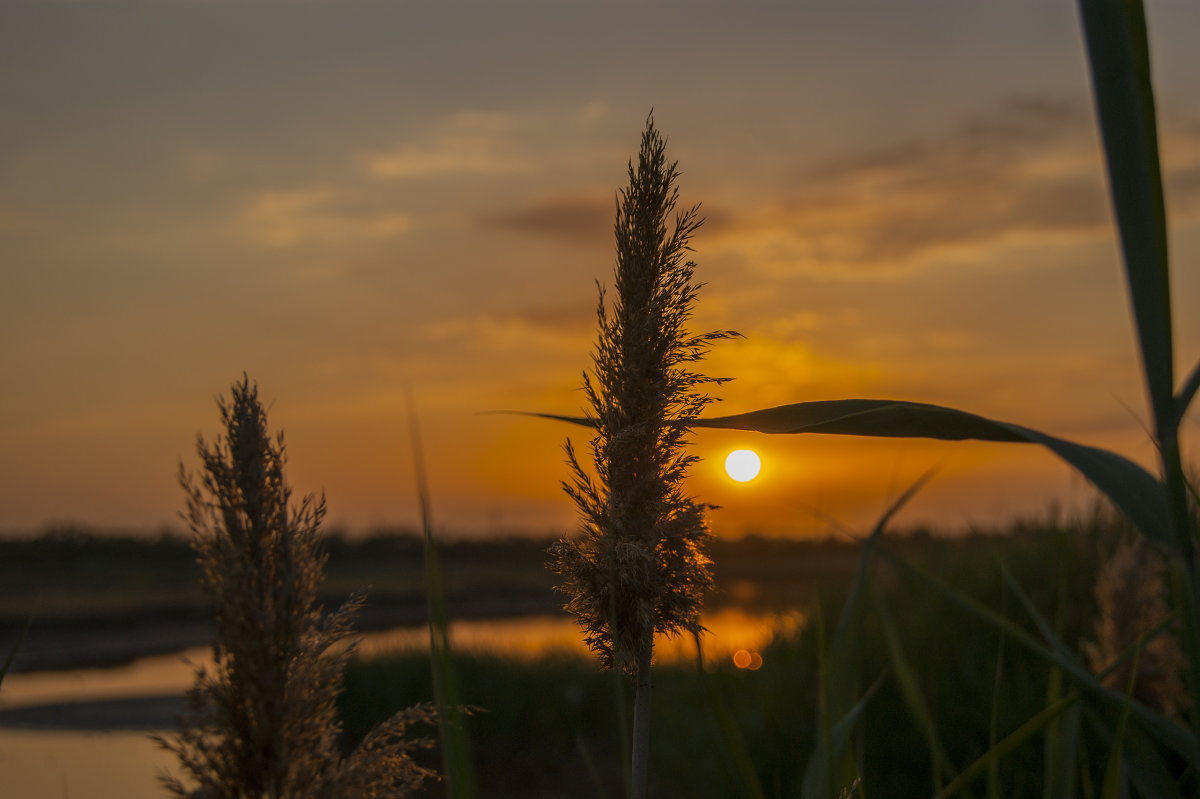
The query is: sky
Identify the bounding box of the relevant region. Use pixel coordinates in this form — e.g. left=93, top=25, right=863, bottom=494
left=2, top=1, right=1198, bottom=539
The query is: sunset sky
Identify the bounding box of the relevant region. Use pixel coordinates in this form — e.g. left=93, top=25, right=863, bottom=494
left=3, top=1, right=1198, bottom=539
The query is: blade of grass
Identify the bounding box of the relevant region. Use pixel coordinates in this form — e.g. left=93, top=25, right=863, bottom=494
left=1043, top=673, right=1083, bottom=799
left=880, top=547, right=1200, bottom=766
left=408, top=394, right=477, bottom=798
left=931, top=694, right=1081, bottom=799
left=1078, top=0, right=1173, bottom=435
left=696, top=400, right=1171, bottom=551
left=987, top=580, right=1009, bottom=799
left=872, top=589, right=952, bottom=793
left=1086, top=705, right=1185, bottom=799
left=1175, top=356, right=1200, bottom=426
left=802, top=675, right=885, bottom=799
left=1100, top=640, right=1142, bottom=799
left=0, top=617, right=30, bottom=687
left=1080, top=0, right=1200, bottom=747
left=576, top=732, right=611, bottom=799
left=518, top=402, right=1171, bottom=551
left=801, top=472, right=932, bottom=799
left=1044, top=580, right=1081, bottom=799
left=692, top=635, right=766, bottom=799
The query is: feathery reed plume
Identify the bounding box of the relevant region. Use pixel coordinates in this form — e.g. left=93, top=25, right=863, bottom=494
left=1085, top=526, right=1188, bottom=721
left=550, top=116, right=736, bottom=797
left=156, top=375, right=436, bottom=798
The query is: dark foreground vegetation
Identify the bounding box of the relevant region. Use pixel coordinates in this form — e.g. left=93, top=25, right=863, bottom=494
left=338, top=515, right=1116, bottom=798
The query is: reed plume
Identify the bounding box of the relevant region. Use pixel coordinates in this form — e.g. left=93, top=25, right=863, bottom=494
left=550, top=116, right=736, bottom=797
left=1086, top=529, right=1188, bottom=721
left=156, top=376, right=436, bottom=798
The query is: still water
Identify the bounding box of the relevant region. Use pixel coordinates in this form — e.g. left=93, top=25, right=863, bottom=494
left=0, top=608, right=803, bottom=798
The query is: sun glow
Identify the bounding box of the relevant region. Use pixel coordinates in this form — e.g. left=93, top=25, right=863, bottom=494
left=724, top=449, right=762, bottom=482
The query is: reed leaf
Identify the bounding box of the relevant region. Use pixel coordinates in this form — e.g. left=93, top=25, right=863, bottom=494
left=0, top=617, right=29, bottom=688
left=1077, top=0, right=1173, bottom=440
left=801, top=474, right=928, bottom=799
left=408, top=397, right=477, bottom=798
left=879, top=547, right=1200, bottom=768
left=1176, top=357, right=1200, bottom=427
left=691, top=636, right=766, bottom=799
left=525, top=399, right=1171, bottom=550
left=931, top=695, right=1081, bottom=799
left=1043, top=672, right=1083, bottom=799
left=873, top=590, right=952, bottom=793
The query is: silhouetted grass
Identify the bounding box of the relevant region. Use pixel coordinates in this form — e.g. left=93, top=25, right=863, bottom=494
left=339, top=519, right=1107, bottom=798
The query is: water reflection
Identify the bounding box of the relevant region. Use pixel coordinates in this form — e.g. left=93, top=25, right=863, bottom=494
left=0, top=728, right=177, bottom=799
left=356, top=606, right=806, bottom=664
left=0, top=607, right=805, bottom=798
left=1, top=607, right=805, bottom=714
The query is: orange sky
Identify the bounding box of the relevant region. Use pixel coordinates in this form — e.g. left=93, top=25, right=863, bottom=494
left=2, top=2, right=1198, bottom=538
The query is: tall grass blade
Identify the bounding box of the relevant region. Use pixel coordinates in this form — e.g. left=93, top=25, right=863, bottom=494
left=1085, top=705, right=1186, bottom=799
left=408, top=395, right=477, bottom=798
left=524, top=401, right=1171, bottom=549
left=692, top=637, right=766, bottom=799
left=1176, top=357, right=1200, bottom=426
left=802, top=675, right=884, bottom=799
left=1079, top=0, right=1200, bottom=734
left=1044, top=581, right=1082, bottom=799
left=801, top=473, right=930, bottom=799
left=0, top=617, right=29, bottom=688
left=931, top=694, right=1081, bottom=799
left=1100, top=643, right=1141, bottom=799
left=576, top=733, right=611, bottom=799
left=1004, top=562, right=1192, bottom=797
left=873, top=591, right=951, bottom=793
left=696, top=399, right=1170, bottom=549
left=880, top=548, right=1200, bottom=766
left=1043, top=676, right=1083, bottom=799
left=987, top=583, right=1008, bottom=799
left=1077, top=0, right=1174, bottom=440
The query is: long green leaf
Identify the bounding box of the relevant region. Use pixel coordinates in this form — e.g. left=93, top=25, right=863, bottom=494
left=1043, top=678, right=1083, bottom=799
left=802, top=676, right=884, bottom=799
left=874, top=589, right=952, bottom=793
left=801, top=474, right=929, bottom=799
left=1087, top=706, right=1185, bottom=799
left=1078, top=0, right=1174, bottom=439
left=0, top=617, right=30, bottom=688
left=409, top=395, right=477, bottom=798
left=1099, top=641, right=1140, bottom=799
left=692, top=636, right=765, bottom=799
left=525, top=401, right=1170, bottom=548
left=693, top=399, right=1169, bottom=549
left=1176, top=356, right=1200, bottom=426
left=931, top=695, right=1081, bottom=799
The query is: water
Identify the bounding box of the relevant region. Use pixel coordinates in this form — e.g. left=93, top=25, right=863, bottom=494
left=0, top=608, right=803, bottom=798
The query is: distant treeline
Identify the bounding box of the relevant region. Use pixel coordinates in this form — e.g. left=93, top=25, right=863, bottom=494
left=0, top=509, right=1111, bottom=567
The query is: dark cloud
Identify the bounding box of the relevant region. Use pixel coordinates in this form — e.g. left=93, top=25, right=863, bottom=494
left=482, top=194, right=612, bottom=247
left=706, top=96, right=1134, bottom=272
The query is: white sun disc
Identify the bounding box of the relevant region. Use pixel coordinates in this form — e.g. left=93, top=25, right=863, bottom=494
left=724, top=449, right=762, bottom=482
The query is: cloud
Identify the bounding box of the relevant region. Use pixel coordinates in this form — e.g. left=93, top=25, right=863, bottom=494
left=237, top=185, right=412, bottom=249
left=418, top=309, right=592, bottom=354
left=703, top=97, right=1200, bottom=277
left=481, top=194, right=612, bottom=247
left=359, top=111, right=537, bottom=180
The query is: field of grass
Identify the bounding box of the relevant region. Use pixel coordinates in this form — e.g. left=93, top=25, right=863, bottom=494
left=338, top=516, right=1112, bottom=798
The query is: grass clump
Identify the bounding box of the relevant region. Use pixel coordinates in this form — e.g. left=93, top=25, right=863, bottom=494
left=156, top=376, right=437, bottom=798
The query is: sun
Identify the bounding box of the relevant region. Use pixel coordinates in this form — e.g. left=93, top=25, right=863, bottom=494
left=724, top=449, right=762, bottom=482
